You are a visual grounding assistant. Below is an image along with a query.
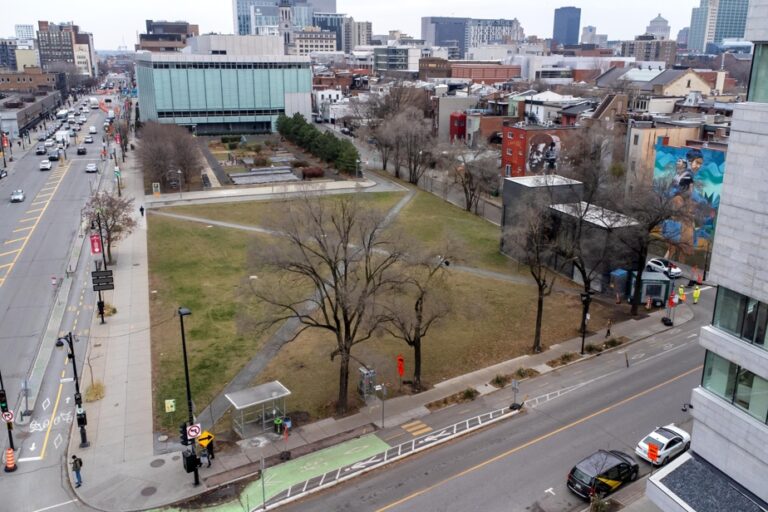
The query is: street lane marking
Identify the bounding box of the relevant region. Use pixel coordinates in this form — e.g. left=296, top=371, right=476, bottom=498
left=26, top=208, right=44, bottom=214
left=376, top=365, right=703, bottom=512
left=0, top=249, right=20, bottom=257
left=402, top=420, right=432, bottom=436
left=13, top=226, right=33, bottom=232
left=4, top=237, right=26, bottom=244
left=31, top=500, right=78, bottom=512
left=39, top=378, right=64, bottom=460
left=19, top=217, right=39, bottom=223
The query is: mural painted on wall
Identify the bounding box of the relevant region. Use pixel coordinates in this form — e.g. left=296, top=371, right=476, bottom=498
left=527, top=133, right=561, bottom=173
left=653, top=137, right=725, bottom=266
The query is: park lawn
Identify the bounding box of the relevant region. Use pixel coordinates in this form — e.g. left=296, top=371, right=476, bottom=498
left=148, top=215, right=280, bottom=431
left=389, top=189, right=520, bottom=275
left=165, top=191, right=406, bottom=231
left=253, top=269, right=613, bottom=421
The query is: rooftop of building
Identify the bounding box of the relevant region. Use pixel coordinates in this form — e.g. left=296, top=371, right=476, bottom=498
left=504, top=174, right=581, bottom=188
left=550, top=202, right=638, bottom=228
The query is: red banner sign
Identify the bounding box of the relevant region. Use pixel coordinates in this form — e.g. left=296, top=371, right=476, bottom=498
left=90, top=234, right=102, bottom=255
left=397, top=355, right=404, bottom=377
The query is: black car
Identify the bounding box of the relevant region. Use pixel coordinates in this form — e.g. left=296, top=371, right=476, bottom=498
left=567, top=450, right=638, bottom=499
left=36, top=146, right=47, bottom=155
left=76, top=146, right=87, bottom=155
left=48, top=151, right=60, bottom=161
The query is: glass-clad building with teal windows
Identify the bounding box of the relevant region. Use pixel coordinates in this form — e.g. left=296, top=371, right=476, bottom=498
left=136, top=52, right=312, bottom=134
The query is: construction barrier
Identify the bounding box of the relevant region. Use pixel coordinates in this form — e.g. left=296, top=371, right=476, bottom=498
left=4, top=448, right=17, bottom=472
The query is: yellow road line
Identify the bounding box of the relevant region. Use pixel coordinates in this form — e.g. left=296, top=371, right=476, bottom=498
left=0, top=263, right=12, bottom=269
left=13, top=226, right=33, bottom=233
left=31, top=200, right=47, bottom=205
left=375, top=366, right=703, bottom=512
left=26, top=208, right=44, bottom=214
left=19, top=217, right=39, bottom=223
left=4, top=237, right=26, bottom=244
left=0, top=249, right=21, bottom=257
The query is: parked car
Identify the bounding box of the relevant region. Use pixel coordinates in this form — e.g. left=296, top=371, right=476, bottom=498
left=35, top=145, right=47, bottom=155
left=85, top=163, right=98, bottom=173
left=84, top=136, right=94, bottom=144
left=646, top=258, right=683, bottom=278
left=47, top=151, right=60, bottom=161
left=40, top=159, right=52, bottom=170
left=83, top=107, right=90, bottom=114
left=37, top=134, right=46, bottom=142
left=635, top=424, right=690, bottom=466
left=76, top=146, right=87, bottom=155
left=79, top=116, right=87, bottom=123
left=10, top=189, right=25, bottom=203
left=0, top=168, right=7, bottom=179
left=44, top=139, right=55, bottom=147
left=567, top=450, right=638, bottom=499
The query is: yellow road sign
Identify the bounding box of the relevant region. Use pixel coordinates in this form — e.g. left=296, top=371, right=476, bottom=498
left=197, top=430, right=215, bottom=448
left=164, top=399, right=176, bottom=413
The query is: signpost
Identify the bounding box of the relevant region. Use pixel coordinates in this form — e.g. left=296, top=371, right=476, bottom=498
left=397, top=354, right=404, bottom=388
left=91, top=270, right=114, bottom=324
left=186, top=423, right=202, bottom=440
left=197, top=431, right=214, bottom=449
left=90, top=234, right=102, bottom=255
left=1, top=411, right=13, bottom=423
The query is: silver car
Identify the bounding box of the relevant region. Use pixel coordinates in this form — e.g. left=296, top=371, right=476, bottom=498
left=85, top=163, right=98, bottom=173
left=10, top=189, right=25, bottom=203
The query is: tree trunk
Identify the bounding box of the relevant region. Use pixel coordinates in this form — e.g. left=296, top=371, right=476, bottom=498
left=336, top=353, right=350, bottom=416
left=630, top=247, right=648, bottom=316
left=413, top=339, right=422, bottom=391
left=106, top=239, right=113, bottom=264
left=533, top=288, right=544, bottom=353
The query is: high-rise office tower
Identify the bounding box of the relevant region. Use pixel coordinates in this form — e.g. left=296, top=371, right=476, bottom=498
left=552, top=6, right=581, bottom=47
left=14, top=24, right=34, bottom=41
left=688, top=0, right=749, bottom=52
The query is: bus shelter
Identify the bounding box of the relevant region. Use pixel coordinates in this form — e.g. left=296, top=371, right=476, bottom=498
left=225, top=381, right=291, bottom=439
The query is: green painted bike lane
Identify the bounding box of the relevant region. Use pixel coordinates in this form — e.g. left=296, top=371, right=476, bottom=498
left=158, top=434, right=390, bottom=511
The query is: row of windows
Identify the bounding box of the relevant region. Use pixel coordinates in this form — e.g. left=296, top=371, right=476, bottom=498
left=713, top=287, right=768, bottom=352
left=142, top=62, right=310, bottom=70
left=702, top=351, right=768, bottom=424
left=157, top=108, right=285, bottom=118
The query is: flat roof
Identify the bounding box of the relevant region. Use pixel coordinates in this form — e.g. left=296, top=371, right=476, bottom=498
left=550, top=202, right=638, bottom=228
left=505, top=175, right=581, bottom=188
left=225, top=381, right=291, bottom=410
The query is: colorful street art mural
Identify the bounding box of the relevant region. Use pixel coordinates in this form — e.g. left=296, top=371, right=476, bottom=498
left=653, top=137, right=726, bottom=267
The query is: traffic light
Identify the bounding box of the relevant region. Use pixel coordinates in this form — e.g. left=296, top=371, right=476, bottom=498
left=0, top=389, right=7, bottom=413
left=74, top=392, right=82, bottom=406
left=179, top=422, right=189, bottom=446
left=77, top=411, right=87, bottom=427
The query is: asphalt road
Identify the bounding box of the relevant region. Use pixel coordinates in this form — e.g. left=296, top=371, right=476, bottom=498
left=0, top=98, right=115, bottom=512
left=280, top=293, right=713, bottom=512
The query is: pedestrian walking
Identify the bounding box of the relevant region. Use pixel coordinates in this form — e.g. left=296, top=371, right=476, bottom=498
left=605, top=319, right=612, bottom=339
left=139, top=205, right=145, bottom=217
left=693, top=285, right=701, bottom=305
left=71, top=455, right=83, bottom=488
left=206, top=440, right=215, bottom=464
left=199, top=448, right=209, bottom=468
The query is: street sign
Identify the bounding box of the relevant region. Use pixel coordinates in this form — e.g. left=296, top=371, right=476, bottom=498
left=2, top=411, right=13, bottom=423
left=165, top=399, right=176, bottom=413
left=114, top=167, right=121, bottom=178
left=186, top=423, right=202, bottom=439
left=397, top=355, right=404, bottom=378
left=90, top=234, right=102, bottom=255
left=152, top=182, right=161, bottom=197
left=197, top=431, right=214, bottom=448
left=92, top=269, right=114, bottom=292
left=648, top=443, right=659, bottom=462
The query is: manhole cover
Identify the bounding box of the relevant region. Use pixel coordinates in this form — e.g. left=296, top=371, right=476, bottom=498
left=141, top=486, right=157, bottom=497
left=172, top=455, right=180, bottom=461
left=150, top=459, right=165, bottom=468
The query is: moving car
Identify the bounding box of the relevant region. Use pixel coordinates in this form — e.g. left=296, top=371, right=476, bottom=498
left=0, top=169, right=6, bottom=179
left=36, top=145, right=46, bottom=155
left=89, top=126, right=97, bottom=134
left=76, top=146, right=87, bottom=155
left=44, top=139, right=55, bottom=147
left=79, top=116, right=87, bottom=123
left=47, top=151, right=59, bottom=161
left=85, top=163, right=98, bottom=173
left=635, top=424, right=690, bottom=466
left=10, top=189, right=25, bottom=203
left=84, top=136, right=94, bottom=144
left=567, top=450, right=638, bottom=499
left=646, top=258, right=683, bottom=278
left=40, top=159, right=52, bottom=170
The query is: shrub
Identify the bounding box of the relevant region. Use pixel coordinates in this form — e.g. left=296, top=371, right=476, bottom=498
left=291, top=160, right=310, bottom=168
left=227, top=142, right=238, bottom=150
left=248, top=142, right=262, bottom=153
left=301, top=167, right=324, bottom=180
left=547, top=352, right=579, bottom=368
left=585, top=343, right=604, bottom=354
left=461, top=388, right=479, bottom=401
left=221, top=135, right=239, bottom=144
left=515, top=367, right=540, bottom=379
left=85, top=381, right=105, bottom=402
left=604, top=338, right=623, bottom=348
left=254, top=157, right=269, bottom=167
left=491, top=374, right=511, bottom=388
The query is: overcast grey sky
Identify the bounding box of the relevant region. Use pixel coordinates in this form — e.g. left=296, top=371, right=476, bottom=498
left=0, top=0, right=699, bottom=50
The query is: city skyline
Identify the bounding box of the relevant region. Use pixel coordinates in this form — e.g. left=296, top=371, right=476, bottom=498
left=0, top=0, right=699, bottom=50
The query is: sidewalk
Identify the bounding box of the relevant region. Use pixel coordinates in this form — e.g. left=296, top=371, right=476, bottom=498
left=67, top=138, right=697, bottom=511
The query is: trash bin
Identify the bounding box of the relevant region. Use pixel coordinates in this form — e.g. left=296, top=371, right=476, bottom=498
left=273, top=417, right=283, bottom=434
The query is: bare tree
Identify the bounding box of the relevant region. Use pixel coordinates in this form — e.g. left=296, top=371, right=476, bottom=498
left=440, top=144, right=500, bottom=212
left=136, top=121, right=175, bottom=186
left=82, top=192, right=137, bottom=264
left=250, top=195, right=403, bottom=415
left=615, top=179, right=692, bottom=315
left=168, top=125, right=203, bottom=189
left=381, top=255, right=450, bottom=391
left=504, top=201, right=558, bottom=353
left=388, top=107, right=433, bottom=185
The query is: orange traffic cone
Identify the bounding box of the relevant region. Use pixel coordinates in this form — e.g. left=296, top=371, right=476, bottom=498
left=4, top=448, right=17, bottom=472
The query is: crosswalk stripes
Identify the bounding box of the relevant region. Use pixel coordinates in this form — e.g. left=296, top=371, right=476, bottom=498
left=401, top=420, right=432, bottom=436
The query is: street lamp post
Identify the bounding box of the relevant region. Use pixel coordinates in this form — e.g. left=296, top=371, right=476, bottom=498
left=58, top=333, right=90, bottom=448
left=177, top=170, right=183, bottom=199
left=579, top=292, right=592, bottom=355
left=178, top=307, right=199, bottom=486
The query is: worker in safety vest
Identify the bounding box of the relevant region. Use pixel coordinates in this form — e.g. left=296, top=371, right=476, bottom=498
left=693, top=285, right=701, bottom=305
left=678, top=285, right=686, bottom=303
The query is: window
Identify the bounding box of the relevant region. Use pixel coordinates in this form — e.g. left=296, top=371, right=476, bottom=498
left=714, top=287, right=747, bottom=337
left=506, top=148, right=512, bottom=156
left=504, top=164, right=511, bottom=177
left=734, top=368, right=768, bottom=421
left=748, top=44, right=768, bottom=103
left=633, top=134, right=639, bottom=145
left=702, top=351, right=738, bottom=401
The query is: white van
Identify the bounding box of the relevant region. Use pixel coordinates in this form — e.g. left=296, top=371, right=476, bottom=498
left=89, top=126, right=97, bottom=134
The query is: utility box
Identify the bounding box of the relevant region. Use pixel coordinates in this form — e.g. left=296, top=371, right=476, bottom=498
left=358, top=367, right=376, bottom=399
